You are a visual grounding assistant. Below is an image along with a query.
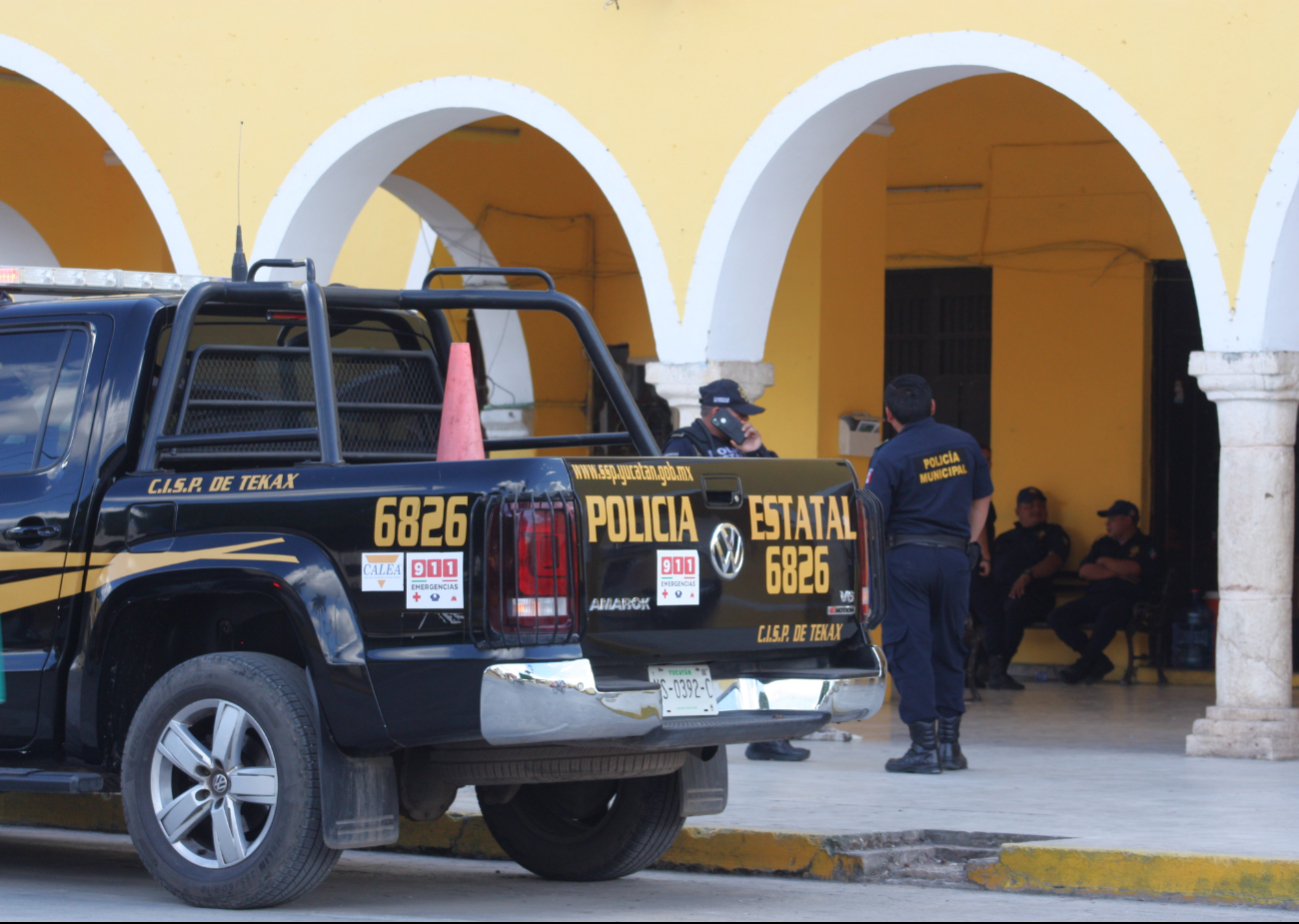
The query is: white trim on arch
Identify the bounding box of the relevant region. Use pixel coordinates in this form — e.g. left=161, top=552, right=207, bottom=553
left=381, top=174, right=535, bottom=417
left=684, top=31, right=1229, bottom=363
left=251, top=76, right=677, bottom=358
left=0, top=33, right=199, bottom=275
left=1238, top=105, right=1299, bottom=351
left=0, top=200, right=57, bottom=266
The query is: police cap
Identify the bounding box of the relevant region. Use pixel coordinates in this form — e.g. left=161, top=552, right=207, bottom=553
left=699, top=379, right=765, bottom=415
left=1097, top=499, right=1140, bottom=521
left=1017, top=486, right=1047, bottom=505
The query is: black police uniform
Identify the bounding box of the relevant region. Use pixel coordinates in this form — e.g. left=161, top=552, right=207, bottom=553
left=968, top=499, right=998, bottom=648
left=663, top=419, right=777, bottom=458
left=864, top=417, right=993, bottom=725
left=990, top=520, right=1071, bottom=662
left=1047, top=530, right=1158, bottom=676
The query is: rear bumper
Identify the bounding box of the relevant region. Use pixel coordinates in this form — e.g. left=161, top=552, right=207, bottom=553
left=479, top=648, right=887, bottom=747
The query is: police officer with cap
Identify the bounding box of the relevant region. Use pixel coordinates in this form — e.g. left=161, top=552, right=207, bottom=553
left=988, top=487, right=1070, bottom=690
left=664, top=380, right=803, bottom=762
left=662, top=379, right=776, bottom=459
left=864, top=375, right=993, bottom=773
left=1047, top=500, right=1158, bottom=684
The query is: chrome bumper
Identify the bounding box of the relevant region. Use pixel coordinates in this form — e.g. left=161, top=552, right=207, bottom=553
left=479, top=649, right=887, bottom=746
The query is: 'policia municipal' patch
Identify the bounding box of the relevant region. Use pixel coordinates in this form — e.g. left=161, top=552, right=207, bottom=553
left=911, top=448, right=971, bottom=485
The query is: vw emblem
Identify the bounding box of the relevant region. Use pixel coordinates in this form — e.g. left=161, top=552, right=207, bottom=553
left=710, top=522, right=745, bottom=580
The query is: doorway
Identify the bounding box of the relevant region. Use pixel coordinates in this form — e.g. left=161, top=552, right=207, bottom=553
left=884, top=267, right=992, bottom=446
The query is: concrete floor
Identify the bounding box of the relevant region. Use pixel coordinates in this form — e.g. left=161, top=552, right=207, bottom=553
left=0, top=825, right=1294, bottom=921
left=453, top=682, right=1297, bottom=858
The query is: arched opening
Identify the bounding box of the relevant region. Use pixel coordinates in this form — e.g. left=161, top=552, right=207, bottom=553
left=264, top=85, right=673, bottom=449
left=692, top=35, right=1225, bottom=697
left=0, top=36, right=197, bottom=273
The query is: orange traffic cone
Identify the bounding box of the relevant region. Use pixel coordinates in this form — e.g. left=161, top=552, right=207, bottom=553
left=437, top=342, right=486, bottom=461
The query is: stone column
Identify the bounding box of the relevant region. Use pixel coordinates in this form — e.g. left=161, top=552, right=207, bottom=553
left=644, top=361, right=775, bottom=430
left=1187, top=351, right=1299, bottom=759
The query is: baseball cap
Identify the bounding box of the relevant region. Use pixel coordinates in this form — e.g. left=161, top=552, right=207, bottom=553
left=1016, top=487, right=1047, bottom=505
left=699, top=379, right=765, bottom=415
left=1097, top=500, right=1140, bottom=521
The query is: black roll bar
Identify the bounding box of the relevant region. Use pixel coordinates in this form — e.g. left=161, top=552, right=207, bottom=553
left=423, top=266, right=556, bottom=292
left=137, top=276, right=343, bottom=472
left=249, top=257, right=317, bottom=283
left=134, top=267, right=659, bottom=472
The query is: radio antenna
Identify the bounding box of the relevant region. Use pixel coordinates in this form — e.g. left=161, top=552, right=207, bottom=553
left=231, top=121, right=248, bottom=281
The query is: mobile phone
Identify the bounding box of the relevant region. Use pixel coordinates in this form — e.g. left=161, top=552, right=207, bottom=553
left=710, top=407, right=748, bottom=445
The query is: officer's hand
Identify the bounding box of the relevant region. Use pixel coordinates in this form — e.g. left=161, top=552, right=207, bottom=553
left=1010, top=573, right=1031, bottom=599
left=735, top=421, right=764, bottom=454
left=978, top=559, right=991, bottom=577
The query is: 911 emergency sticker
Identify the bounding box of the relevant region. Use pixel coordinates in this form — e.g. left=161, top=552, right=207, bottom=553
left=407, top=552, right=464, bottom=609
left=361, top=552, right=404, bottom=591
left=657, top=550, right=699, bottom=606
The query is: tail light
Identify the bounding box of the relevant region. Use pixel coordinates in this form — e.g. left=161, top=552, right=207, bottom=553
left=855, top=489, right=888, bottom=630
left=484, top=492, right=580, bottom=645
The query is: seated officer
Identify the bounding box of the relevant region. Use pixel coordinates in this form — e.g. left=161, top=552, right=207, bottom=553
left=662, top=379, right=777, bottom=459
left=987, top=487, right=1070, bottom=690
left=1047, top=500, right=1159, bottom=685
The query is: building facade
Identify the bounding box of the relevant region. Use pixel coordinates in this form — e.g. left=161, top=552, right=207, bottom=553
left=2, top=1, right=1298, bottom=757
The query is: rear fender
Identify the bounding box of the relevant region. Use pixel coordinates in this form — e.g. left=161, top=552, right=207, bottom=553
left=68, top=532, right=391, bottom=764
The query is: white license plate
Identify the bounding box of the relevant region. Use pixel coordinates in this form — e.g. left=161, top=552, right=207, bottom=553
left=649, top=664, right=718, bottom=718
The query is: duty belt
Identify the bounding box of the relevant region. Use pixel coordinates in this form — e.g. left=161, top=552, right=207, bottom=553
left=887, top=533, right=969, bottom=551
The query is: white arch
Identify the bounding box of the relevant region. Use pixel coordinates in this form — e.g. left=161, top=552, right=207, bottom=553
left=381, top=174, right=535, bottom=420
left=252, top=76, right=676, bottom=355
left=0, top=200, right=57, bottom=266
left=685, top=32, right=1230, bottom=362
left=1238, top=105, right=1299, bottom=351
left=0, top=34, right=199, bottom=275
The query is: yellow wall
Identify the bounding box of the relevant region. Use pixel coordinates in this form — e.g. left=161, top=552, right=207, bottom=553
left=885, top=75, right=1180, bottom=566
left=0, top=71, right=171, bottom=270
left=761, top=133, right=887, bottom=474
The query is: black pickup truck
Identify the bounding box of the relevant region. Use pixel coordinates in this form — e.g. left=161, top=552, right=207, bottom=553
left=0, top=262, right=887, bottom=908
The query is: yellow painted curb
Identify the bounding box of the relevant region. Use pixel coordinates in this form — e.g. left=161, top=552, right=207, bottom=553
left=656, top=826, right=861, bottom=880
left=970, top=844, right=1299, bottom=908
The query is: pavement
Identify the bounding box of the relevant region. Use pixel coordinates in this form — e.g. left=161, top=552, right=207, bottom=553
left=446, top=680, right=1298, bottom=858
left=0, top=824, right=1295, bottom=921
left=5, top=681, right=1299, bottom=912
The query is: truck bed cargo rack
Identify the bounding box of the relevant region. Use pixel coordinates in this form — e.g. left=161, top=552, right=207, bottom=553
left=134, top=263, right=658, bottom=472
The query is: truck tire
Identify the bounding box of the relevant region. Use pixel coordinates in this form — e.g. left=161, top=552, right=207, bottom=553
left=478, top=773, right=684, bottom=881
left=121, top=652, right=340, bottom=909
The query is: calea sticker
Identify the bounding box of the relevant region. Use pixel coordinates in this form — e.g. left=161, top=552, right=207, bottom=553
left=361, top=552, right=404, bottom=592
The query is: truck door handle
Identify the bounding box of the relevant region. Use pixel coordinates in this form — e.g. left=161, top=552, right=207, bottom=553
left=5, top=525, right=59, bottom=541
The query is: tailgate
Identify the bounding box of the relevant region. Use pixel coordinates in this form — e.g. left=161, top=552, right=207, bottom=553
left=569, top=457, right=863, bottom=662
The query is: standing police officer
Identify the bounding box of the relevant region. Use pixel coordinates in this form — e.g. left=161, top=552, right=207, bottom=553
left=864, top=375, right=993, bottom=773
left=663, top=379, right=805, bottom=762
left=662, top=379, right=776, bottom=459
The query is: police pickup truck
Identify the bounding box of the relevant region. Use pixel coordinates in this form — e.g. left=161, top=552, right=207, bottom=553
left=0, top=260, right=887, bottom=908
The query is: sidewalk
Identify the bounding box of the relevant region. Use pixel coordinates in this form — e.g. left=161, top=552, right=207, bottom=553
left=452, top=682, right=1297, bottom=858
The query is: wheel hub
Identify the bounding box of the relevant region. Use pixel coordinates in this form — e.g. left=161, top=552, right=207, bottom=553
left=148, top=698, right=279, bottom=869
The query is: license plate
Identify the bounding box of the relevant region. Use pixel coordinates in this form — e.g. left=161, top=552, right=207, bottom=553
left=649, top=664, right=718, bottom=718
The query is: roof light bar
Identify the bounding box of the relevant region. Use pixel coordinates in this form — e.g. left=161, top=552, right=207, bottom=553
left=0, top=264, right=226, bottom=297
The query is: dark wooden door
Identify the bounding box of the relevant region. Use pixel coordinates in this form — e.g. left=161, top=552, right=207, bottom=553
left=884, top=267, right=992, bottom=446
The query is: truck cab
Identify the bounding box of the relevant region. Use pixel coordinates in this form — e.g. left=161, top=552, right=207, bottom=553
left=0, top=262, right=888, bottom=908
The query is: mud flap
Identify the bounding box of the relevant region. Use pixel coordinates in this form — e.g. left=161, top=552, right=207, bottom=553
left=678, top=745, right=728, bottom=817
left=316, top=702, right=399, bottom=849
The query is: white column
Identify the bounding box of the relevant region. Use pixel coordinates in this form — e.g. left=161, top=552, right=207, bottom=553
left=1187, top=351, right=1299, bottom=759
left=644, top=361, right=776, bottom=430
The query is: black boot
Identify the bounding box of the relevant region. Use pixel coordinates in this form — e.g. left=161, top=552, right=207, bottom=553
left=885, top=721, right=941, bottom=774
left=937, top=715, right=968, bottom=771
left=986, top=655, right=1025, bottom=691
left=745, top=739, right=810, bottom=761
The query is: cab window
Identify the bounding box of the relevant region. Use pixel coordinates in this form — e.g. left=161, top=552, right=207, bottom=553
left=0, top=329, right=89, bottom=474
